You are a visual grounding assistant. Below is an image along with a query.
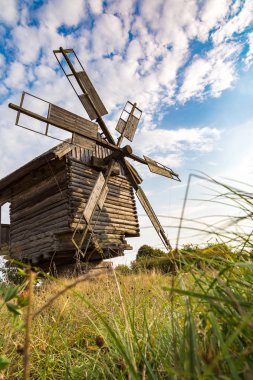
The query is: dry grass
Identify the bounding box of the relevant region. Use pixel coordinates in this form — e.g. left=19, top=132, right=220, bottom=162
left=0, top=272, right=174, bottom=379
left=1, top=261, right=253, bottom=379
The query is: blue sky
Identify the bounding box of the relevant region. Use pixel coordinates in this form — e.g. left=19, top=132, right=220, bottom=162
left=0, top=0, right=253, bottom=261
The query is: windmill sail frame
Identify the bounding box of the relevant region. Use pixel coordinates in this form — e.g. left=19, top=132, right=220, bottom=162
left=116, top=101, right=142, bottom=142
left=54, top=48, right=108, bottom=120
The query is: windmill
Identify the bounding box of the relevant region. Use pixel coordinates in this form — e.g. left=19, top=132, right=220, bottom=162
left=8, top=47, right=180, bottom=263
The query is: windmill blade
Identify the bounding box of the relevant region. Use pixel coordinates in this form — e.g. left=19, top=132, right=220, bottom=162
left=144, top=156, right=180, bottom=181
left=123, top=160, right=143, bottom=184
left=72, top=171, right=108, bottom=257
left=54, top=47, right=115, bottom=144
left=116, top=101, right=142, bottom=142
left=9, top=91, right=99, bottom=151
left=9, top=99, right=127, bottom=154
left=54, top=48, right=107, bottom=120
left=136, top=187, right=172, bottom=250
left=72, top=161, right=115, bottom=257
left=122, top=160, right=172, bottom=251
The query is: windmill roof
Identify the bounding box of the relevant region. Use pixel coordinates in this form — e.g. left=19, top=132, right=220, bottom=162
left=0, top=141, right=72, bottom=202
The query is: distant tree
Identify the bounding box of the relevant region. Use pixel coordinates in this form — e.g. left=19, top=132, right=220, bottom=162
left=131, top=256, right=174, bottom=273
left=115, top=264, right=132, bottom=275
left=136, top=245, right=167, bottom=260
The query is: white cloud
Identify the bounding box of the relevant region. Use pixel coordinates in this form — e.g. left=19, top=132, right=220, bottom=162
left=244, top=32, right=253, bottom=68
left=213, top=0, right=253, bottom=44
left=178, top=41, right=242, bottom=102
left=230, top=0, right=243, bottom=16
left=127, top=39, right=144, bottom=61
left=197, top=0, right=231, bottom=42
left=39, top=0, right=86, bottom=29
left=4, top=62, right=27, bottom=90
left=150, top=153, right=183, bottom=169
left=88, top=0, right=103, bottom=14
left=107, top=0, right=135, bottom=17
left=12, top=25, right=41, bottom=64
left=214, top=118, right=253, bottom=183
left=91, top=13, right=128, bottom=58
left=133, top=126, right=221, bottom=158
left=0, top=53, right=5, bottom=66
left=0, top=53, right=6, bottom=78
left=0, top=0, right=18, bottom=25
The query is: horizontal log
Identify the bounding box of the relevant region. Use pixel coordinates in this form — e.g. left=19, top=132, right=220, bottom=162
left=72, top=209, right=139, bottom=224
left=69, top=165, right=132, bottom=189
left=72, top=205, right=138, bottom=221
left=70, top=198, right=137, bottom=214
left=10, top=225, right=69, bottom=242
left=10, top=208, right=69, bottom=235
left=69, top=185, right=135, bottom=205
left=11, top=201, right=69, bottom=228
left=68, top=163, right=129, bottom=182
left=54, top=239, right=127, bottom=252
left=72, top=209, right=138, bottom=224
left=28, top=223, right=70, bottom=236
left=69, top=186, right=135, bottom=205
left=12, top=170, right=68, bottom=206
left=71, top=220, right=139, bottom=233
left=11, top=242, right=53, bottom=258
left=69, top=176, right=133, bottom=198
left=11, top=230, right=55, bottom=243
left=69, top=163, right=131, bottom=186
left=12, top=192, right=69, bottom=222
left=11, top=186, right=69, bottom=215
left=10, top=160, right=66, bottom=199
left=11, top=236, right=54, bottom=251
left=10, top=220, right=68, bottom=240
left=12, top=200, right=68, bottom=225
left=69, top=172, right=133, bottom=193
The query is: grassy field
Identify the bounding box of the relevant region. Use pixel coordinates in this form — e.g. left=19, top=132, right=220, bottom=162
left=0, top=177, right=252, bottom=379
left=0, top=253, right=253, bottom=379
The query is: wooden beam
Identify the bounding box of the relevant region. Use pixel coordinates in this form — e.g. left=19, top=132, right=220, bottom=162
left=8, top=102, right=154, bottom=167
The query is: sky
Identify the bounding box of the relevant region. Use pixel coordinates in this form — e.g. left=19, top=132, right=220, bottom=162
left=0, top=0, right=253, bottom=264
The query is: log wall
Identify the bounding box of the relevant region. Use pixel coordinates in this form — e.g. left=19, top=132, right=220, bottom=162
left=9, top=158, right=70, bottom=264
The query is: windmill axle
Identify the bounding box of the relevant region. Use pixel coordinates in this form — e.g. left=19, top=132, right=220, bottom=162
left=120, top=145, right=133, bottom=156
left=103, top=145, right=133, bottom=164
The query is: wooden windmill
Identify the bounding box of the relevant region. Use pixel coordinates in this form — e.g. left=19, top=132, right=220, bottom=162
left=6, top=47, right=180, bottom=269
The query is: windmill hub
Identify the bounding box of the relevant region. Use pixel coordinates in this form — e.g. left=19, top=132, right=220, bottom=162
left=120, top=145, right=132, bottom=156
left=103, top=144, right=133, bottom=164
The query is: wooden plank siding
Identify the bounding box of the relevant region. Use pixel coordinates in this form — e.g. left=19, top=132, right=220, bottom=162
left=9, top=158, right=70, bottom=264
